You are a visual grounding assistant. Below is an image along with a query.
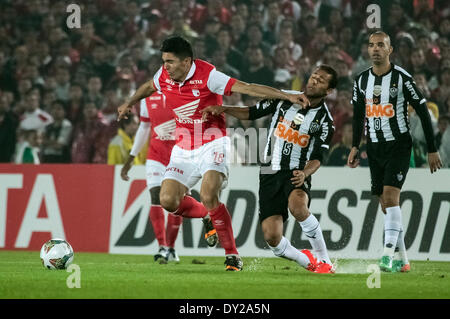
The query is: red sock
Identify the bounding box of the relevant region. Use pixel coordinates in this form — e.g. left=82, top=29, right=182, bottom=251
left=166, top=213, right=183, bottom=248
left=209, top=203, right=238, bottom=255
left=149, top=205, right=166, bottom=247
left=174, top=196, right=208, bottom=218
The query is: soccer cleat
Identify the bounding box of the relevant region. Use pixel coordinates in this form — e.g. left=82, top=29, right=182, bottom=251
left=379, top=255, right=394, bottom=272
left=224, top=255, right=243, bottom=271
left=314, top=262, right=335, bottom=274
left=167, top=248, right=180, bottom=263
left=154, top=247, right=168, bottom=264
left=202, top=216, right=218, bottom=247
left=300, top=249, right=318, bottom=272
left=392, top=260, right=410, bottom=272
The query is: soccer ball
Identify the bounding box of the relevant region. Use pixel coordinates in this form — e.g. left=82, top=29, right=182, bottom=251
left=40, top=238, right=74, bottom=270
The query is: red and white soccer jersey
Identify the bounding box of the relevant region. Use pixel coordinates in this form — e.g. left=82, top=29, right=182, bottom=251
left=153, top=59, right=236, bottom=150
left=139, top=92, right=176, bottom=166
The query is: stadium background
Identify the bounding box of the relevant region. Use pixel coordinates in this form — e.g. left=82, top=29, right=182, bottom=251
left=0, top=0, right=449, bottom=263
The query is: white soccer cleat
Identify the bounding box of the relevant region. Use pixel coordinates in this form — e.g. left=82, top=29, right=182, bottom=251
left=167, top=248, right=180, bottom=262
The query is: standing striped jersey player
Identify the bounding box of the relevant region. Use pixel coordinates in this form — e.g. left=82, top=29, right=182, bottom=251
left=348, top=31, right=442, bottom=273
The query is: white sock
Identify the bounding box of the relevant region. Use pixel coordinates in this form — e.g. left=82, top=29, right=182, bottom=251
left=299, top=214, right=331, bottom=264
left=395, top=228, right=409, bottom=264
left=268, top=236, right=311, bottom=268
left=383, top=206, right=402, bottom=257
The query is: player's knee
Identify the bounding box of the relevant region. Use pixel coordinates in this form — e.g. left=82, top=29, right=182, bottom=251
left=288, top=202, right=309, bottom=221
left=200, top=191, right=219, bottom=210
left=264, top=232, right=282, bottom=248
left=160, top=192, right=179, bottom=213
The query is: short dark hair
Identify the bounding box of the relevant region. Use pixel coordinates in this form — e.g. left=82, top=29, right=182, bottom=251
left=160, top=36, right=193, bottom=61
left=316, top=64, right=338, bottom=89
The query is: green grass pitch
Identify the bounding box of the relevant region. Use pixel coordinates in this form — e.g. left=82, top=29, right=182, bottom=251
left=0, top=251, right=448, bottom=299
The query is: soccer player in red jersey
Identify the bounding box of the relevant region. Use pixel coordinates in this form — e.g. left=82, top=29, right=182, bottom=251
left=118, top=36, right=309, bottom=271
left=120, top=91, right=218, bottom=263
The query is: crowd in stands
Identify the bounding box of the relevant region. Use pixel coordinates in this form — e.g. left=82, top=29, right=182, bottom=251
left=1, top=0, right=450, bottom=167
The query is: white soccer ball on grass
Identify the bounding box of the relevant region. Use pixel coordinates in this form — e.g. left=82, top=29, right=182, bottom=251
left=40, top=238, right=74, bottom=270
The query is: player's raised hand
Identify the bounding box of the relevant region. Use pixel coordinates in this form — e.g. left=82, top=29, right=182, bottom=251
left=117, top=102, right=132, bottom=121
left=428, top=152, right=442, bottom=174
left=347, top=147, right=360, bottom=168
left=291, top=170, right=306, bottom=187
left=201, top=105, right=225, bottom=121
left=287, top=93, right=310, bottom=108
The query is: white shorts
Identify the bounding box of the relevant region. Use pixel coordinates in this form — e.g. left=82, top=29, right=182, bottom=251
left=145, top=160, right=166, bottom=190
left=163, top=136, right=230, bottom=189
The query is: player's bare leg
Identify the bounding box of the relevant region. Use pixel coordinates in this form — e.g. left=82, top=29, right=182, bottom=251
left=149, top=186, right=169, bottom=263
left=288, top=189, right=333, bottom=273
left=200, top=170, right=242, bottom=271
left=262, top=215, right=317, bottom=272
left=160, top=179, right=218, bottom=247
left=379, top=186, right=409, bottom=272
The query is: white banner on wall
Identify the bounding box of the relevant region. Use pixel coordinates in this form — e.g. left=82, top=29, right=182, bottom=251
left=109, top=165, right=450, bottom=261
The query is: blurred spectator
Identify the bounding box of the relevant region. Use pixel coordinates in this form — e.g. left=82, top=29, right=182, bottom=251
left=216, top=27, right=245, bottom=71
left=66, top=83, right=84, bottom=127
left=439, top=123, right=450, bottom=167
left=392, top=35, right=414, bottom=71
left=237, top=24, right=272, bottom=56
left=410, top=48, right=433, bottom=81
left=271, top=24, right=302, bottom=63
left=70, top=102, right=112, bottom=163
left=290, top=55, right=311, bottom=92
left=436, top=115, right=449, bottom=150
left=191, top=0, right=231, bottom=34
left=14, top=129, right=42, bottom=164
left=42, top=100, right=72, bottom=163
left=262, top=0, right=284, bottom=40
left=107, top=113, right=145, bottom=165
left=432, top=67, right=450, bottom=114
left=0, top=93, right=18, bottom=162
left=53, top=67, right=71, bottom=102
left=85, top=75, right=104, bottom=109
left=241, top=46, right=274, bottom=87
left=330, top=89, right=353, bottom=146
left=414, top=72, right=433, bottom=100
left=335, top=59, right=353, bottom=91
left=327, top=121, right=354, bottom=166
left=166, top=11, right=198, bottom=44
left=211, top=47, right=240, bottom=79
left=19, top=91, right=53, bottom=132
left=352, top=42, right=372, bottom=77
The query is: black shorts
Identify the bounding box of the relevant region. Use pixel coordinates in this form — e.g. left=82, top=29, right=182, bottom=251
left=258, top=169, right=311, bottom=223
left=366, top=133, right=412, bottom=196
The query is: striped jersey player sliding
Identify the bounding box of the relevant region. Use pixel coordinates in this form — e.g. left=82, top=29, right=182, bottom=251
left=202, top=65, right=339, bottom=273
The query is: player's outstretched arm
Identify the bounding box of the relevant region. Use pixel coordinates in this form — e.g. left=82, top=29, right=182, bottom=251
left=230, top=80, right=310, bottom=107
left=117, top=80, right=156, bottom=121
left=201, top=105, right=250, bottom=121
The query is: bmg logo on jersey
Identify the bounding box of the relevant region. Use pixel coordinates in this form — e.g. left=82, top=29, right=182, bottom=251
left=274, top=122, right=310, bottom=148
left=365, top=103, right=394, bottom=118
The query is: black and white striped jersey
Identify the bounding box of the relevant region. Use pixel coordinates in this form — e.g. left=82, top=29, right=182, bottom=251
left=352, top=63, right=437, bottom=152
left=248, top=98, right=334, bottom=171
